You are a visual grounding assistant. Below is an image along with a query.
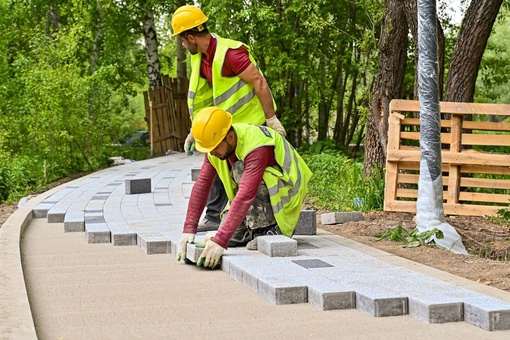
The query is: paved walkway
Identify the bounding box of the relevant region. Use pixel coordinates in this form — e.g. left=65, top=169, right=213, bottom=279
left=2, top=153, right=510, bottom=339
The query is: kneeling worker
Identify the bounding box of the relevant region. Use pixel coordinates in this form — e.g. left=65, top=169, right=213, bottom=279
left=176, top=107, right=312, bottom=268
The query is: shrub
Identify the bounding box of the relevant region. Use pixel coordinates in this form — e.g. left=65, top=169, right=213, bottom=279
left=301, top=150, right=385, bottom=212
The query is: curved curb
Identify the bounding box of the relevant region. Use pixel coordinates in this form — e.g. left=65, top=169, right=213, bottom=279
left=0, top=177, right=89, bottom=339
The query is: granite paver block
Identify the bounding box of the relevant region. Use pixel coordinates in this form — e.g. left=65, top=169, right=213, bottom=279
left=111, top=230, right=137, bottom=246
left=191, top=168, right=201, bottom=181
left=308, top=287, right=356, bottom=311
left=321, top=211, right=362, bottom=225
left=125, top=178, right=151, bottom=194
left=47, top=205, right=68, bottom=223
left=138, top=235, right=171, bottom=255
left=186, top=242, right=205, bottom=263
left=258, top=235, right=298, bottom=257
left=47, top=212, right=65, bottom=223
left=293, top=210, right=316, bottom=235
left=64, top=212, right=85, bottom=232
left=355, top=287, right=408, bottom=317
left=33, top=203, right=55, bottom=218
left=258, top=276, right=308, bottom=305
left=462, top=295, right=510, bottom=331
left=409, top=298, right=463, bottom=324
left=86, top=223, right=111, bottom=243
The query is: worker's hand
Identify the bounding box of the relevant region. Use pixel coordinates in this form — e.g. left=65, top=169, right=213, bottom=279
left=176, top=232, right=195, bottom=261
left=184, top=131, right=195, bottom=156
left=197, top=239, right=224, bottom=269
left=266, top=115, right=286, bottom=137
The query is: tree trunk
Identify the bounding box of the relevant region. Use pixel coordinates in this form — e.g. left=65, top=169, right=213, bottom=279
left=142, top=7, right=161, bottom=89
left=364, top=0, right=408, bottom=176
left=403, top=0, right=445, bottom=100
left=45, top=3, right=59, bottom=36
left=445, top=0, right=503, bottom=102
left=176, top=39, right=187, bottom=79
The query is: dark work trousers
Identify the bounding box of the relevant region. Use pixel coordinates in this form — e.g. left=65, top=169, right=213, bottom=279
left=224, top=161, right=277, bottom=247
left=204, top=174, right=228, bottom=224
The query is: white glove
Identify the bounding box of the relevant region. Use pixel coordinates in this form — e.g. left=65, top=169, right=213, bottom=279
left=184, top=131, right=195, bottom=156
left=266, top=115, right=286, bottom=137
left=176, top=232, right=195, bottom=261
left=197, top=239, right=224, bottom=269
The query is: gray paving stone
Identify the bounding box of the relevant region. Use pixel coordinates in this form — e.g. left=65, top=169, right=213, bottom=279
left=258, top=235, right=298, bottom=257
left=111, top=230, right=137, bottom=246
left=86, top=223, right=111, bottom=243
left=356, top=288, right=408, bottom=317
left=462, top=295, right=510, bottom=331
left=125, top=178, right=151, bottom=194
left=33, top=202, right=55, bottom=218
left=308, top=283, right=356, bottom=311
left=47, top=211, right=66, bottom=223
left=138, top=235, right=171, bottom=255
left=294, top=210, right=316, bottom=235
left=186, top=243, right=205, bottom=263
left=321, top=211, right=362, bottom=225
left=64, top=211, right=85, bottom=232
left=409, top=299, right=463, bottom=324
left=191, top=168, right=201, bottom=181
left=258, top=276, right=308, bottom=305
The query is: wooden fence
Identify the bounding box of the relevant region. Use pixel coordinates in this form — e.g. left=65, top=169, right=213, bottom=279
left=384, top=99, right=510, bottom=217
left=143, top=76, right=190, bottom=157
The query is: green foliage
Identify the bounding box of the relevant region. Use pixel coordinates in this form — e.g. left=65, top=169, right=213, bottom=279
left=197, top=0, right=382, bottom=146
left=0, top=0, right=150, bottom=203
left=302, top=149, right=384, bottom=212
left=487, top=205, right=510, bottom=226
left=0, top=152, right=41, bottom=203
left=475, top=5, right=510, bottom=104
left=375, top=225, right=445, bottom=248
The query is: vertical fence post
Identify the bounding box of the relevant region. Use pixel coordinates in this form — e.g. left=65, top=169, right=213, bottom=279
left=149, top=100, right=154, bottom=157
left=447, top=114, right=462, bottom=205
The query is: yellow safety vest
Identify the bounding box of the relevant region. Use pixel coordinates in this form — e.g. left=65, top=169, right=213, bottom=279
left=208, top=124, right=312, bottom=236
left=187, top=34, right=275, bottom=124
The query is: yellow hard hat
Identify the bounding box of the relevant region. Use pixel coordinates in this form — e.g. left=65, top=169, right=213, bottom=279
left=192, top=107, right=233, bottom=153
left=171, top=5, right=208, bottom=36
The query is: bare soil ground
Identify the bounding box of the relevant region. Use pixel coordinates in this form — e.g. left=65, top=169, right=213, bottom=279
left=2, top=190, right=509, bottom=293
left=318, top=210, right=510, bottom=292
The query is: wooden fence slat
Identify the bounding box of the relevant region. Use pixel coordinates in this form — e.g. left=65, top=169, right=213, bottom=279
left=391, top=99, right=510, bottom=115
left=387, top=149, right=510, bottom=167
left=143, top=76, right=189, bottom=156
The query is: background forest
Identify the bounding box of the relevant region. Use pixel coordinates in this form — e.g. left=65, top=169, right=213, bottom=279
left=0, top=0, right=509, bottom=208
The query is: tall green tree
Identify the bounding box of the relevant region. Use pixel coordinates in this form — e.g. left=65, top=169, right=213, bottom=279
left=363, top=0, right=505, bottom=175
left=0, top=0, right=147, bottom=193
left=197, top=0, right=381, bottom=149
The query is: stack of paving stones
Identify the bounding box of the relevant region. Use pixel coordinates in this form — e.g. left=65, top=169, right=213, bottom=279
left=32, top=153, right=510, bottom=331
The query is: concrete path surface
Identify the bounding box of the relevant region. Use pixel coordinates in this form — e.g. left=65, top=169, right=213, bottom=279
left=2, top=152, right=510, bottom=339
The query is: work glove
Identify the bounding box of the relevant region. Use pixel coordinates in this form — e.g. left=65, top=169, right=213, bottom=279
left=266, top=115, right=286, bottom=137
left=184, top=131, right=195, bottom=156
left=197, top=239, right=224, bottom=269
left=176, top=232, right=195, bottom=262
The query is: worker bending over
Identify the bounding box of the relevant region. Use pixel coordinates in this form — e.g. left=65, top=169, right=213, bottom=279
left=176, top=107, right=312, bottom=268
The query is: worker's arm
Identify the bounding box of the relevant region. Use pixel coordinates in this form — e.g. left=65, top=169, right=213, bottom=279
left=183, top=156, right=216, bottom=233
left=238, top=63, right=276, bottom=120
left=177, top=156, right=217, bottom=262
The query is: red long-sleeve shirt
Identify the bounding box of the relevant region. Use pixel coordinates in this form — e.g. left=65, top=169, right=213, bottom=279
left=183, top=146, right=276, bottom=248
left=200, top=35, right=252, bottom=81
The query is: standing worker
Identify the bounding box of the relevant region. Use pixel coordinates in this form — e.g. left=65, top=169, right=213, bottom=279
left=171, top=4, right=286, bottom=232
left=176, top=107, right=312, bottom=268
